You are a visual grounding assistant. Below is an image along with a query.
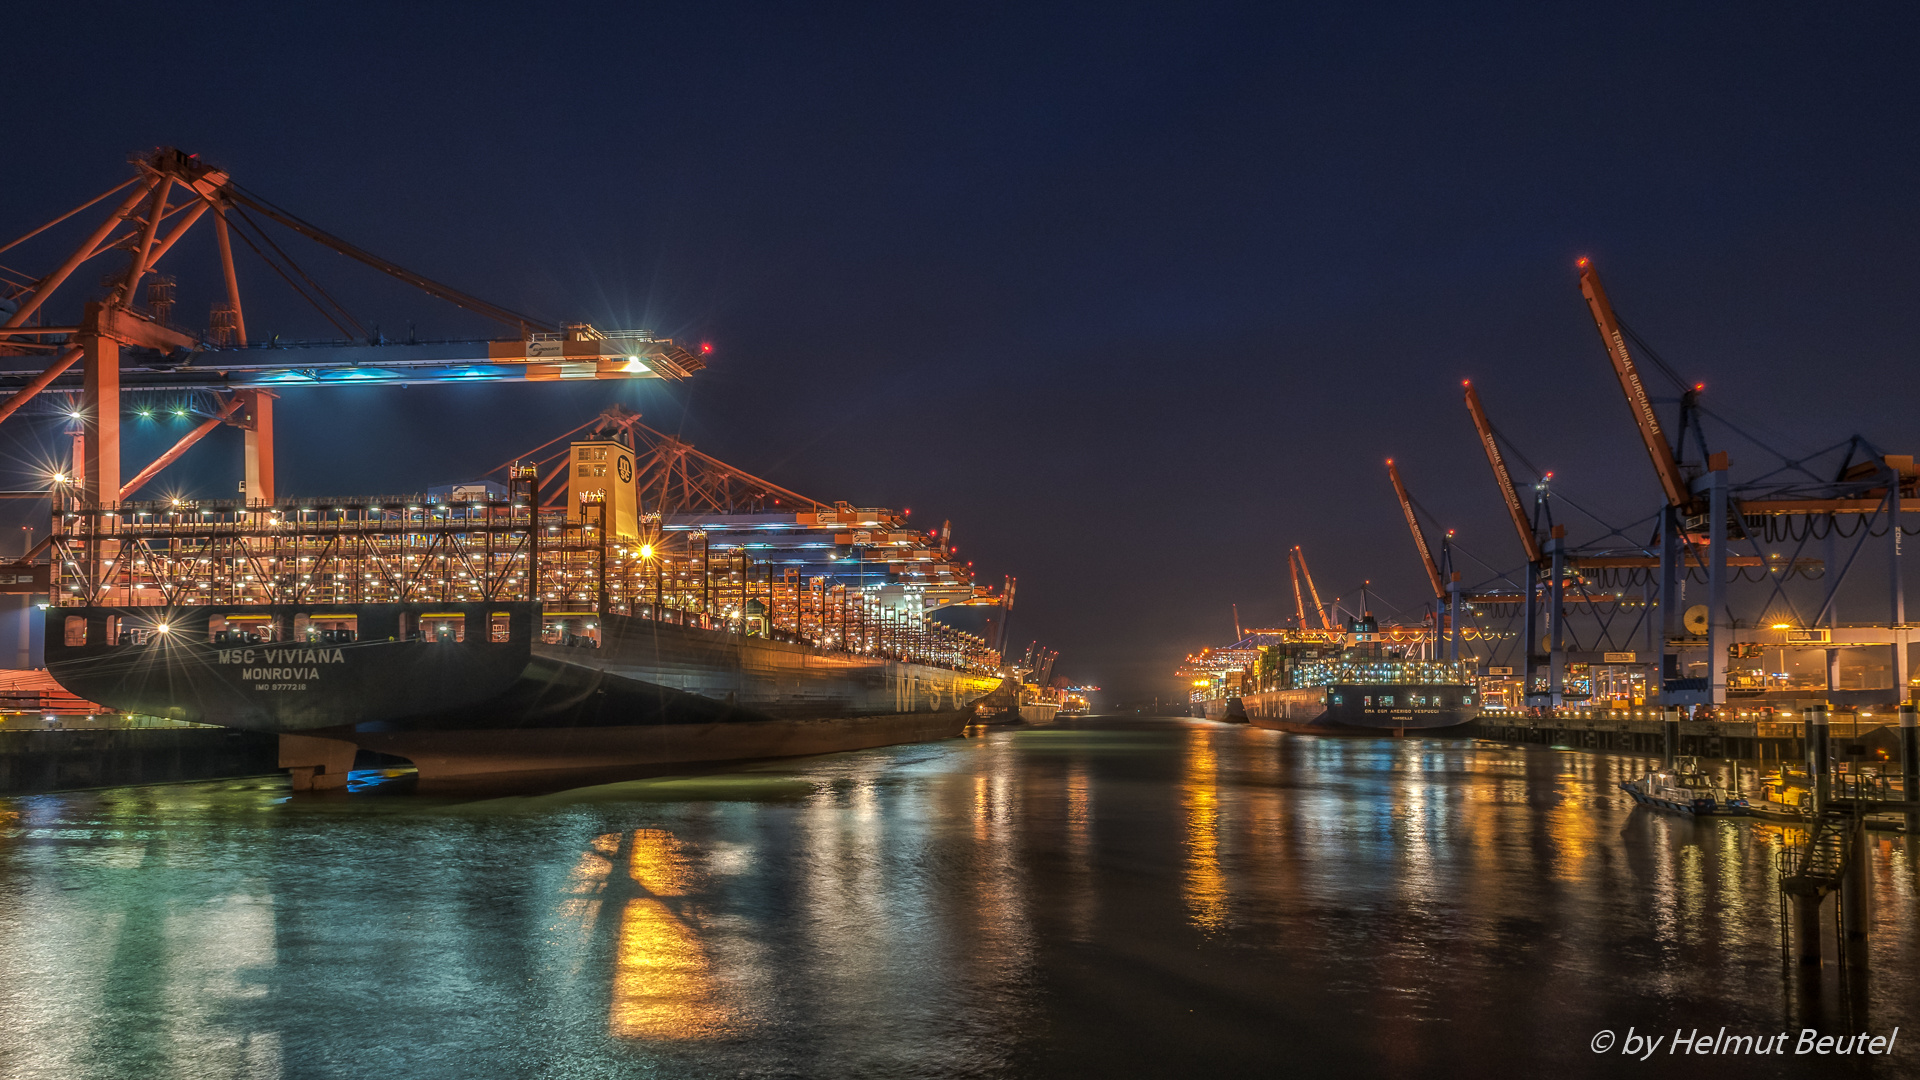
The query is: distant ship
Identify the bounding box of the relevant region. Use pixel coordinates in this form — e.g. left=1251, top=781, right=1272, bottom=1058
left=1199, top=695, right=1247, bottom=723
left=1018, top=684, right=1064, bottom=724
left=1184, top=615, right=1477, bottom=736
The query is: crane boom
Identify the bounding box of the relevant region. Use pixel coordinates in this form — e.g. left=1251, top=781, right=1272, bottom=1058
left=1386, top=458, right=1445, bottom=599
left=1294, top=545, right=1337, bottom=631
left=1288, top=548, right=1310, bottom=629
left=1576, top=258, right=1691, bottom=509
left=1463, top=380, right=1545, bottom=564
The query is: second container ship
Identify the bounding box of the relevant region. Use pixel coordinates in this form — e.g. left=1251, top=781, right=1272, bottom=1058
left=1183, top=615, right=1478, bottom=735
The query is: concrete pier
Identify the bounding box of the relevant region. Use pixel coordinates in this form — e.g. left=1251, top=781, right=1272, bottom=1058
left=1464, top=711, right=1821, bottom=761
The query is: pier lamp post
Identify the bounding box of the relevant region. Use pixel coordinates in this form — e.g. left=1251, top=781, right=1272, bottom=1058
left=693, top=530, right=710, bottom=628
left=639, top=541, right=657, bottom=619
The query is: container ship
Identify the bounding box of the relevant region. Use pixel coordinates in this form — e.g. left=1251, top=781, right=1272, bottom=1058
left=1182, top=616, right=1478, bottom=735
left=1179, top=639, right=1255, bottom=721
left=39, top=410, right=1018, bottom=788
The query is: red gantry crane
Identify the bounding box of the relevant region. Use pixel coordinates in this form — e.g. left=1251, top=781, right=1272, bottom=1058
left=1386, top=458, right=1445, bottom=600
left=1287, top=548, right=1311, bottom=630
left=0, top=147, right=707, bottom=518
left=1463, top=380, right=1544, bottom=565
left=1293, top=545, right=1337, bottom=631
left=1576, top=258, right=1692, bottom=512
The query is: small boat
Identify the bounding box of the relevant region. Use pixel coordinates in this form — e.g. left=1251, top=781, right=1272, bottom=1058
left=1619, top=757, right=1750, bottom=816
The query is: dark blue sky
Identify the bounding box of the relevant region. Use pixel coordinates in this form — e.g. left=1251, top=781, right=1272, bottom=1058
left=5, top=2, right=1918, bottom=696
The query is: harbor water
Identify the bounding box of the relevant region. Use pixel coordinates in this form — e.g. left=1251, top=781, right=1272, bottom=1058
left=2, top=717, right=1916, bottom=1079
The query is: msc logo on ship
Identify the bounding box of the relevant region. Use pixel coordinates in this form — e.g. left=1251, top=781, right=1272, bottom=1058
left=617, top=455, right=633, bottom=482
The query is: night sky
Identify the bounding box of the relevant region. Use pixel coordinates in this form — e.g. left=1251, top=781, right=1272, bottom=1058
left=6, top=2, right=1918, bottom=698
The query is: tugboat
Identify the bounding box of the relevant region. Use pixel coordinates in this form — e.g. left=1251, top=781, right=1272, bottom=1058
left=1619, top=757, right=1750, bottom=816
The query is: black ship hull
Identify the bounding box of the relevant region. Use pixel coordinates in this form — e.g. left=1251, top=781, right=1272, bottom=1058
left=1199, top=696, right=1247, bottom=722
left=1243, top=683, right=1475, bottom=735
left=44, top=603, right=1011, bottom=784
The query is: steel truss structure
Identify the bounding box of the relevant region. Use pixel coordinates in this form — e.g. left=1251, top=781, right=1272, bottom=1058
left=511, top=406, right=825, bottom=516
left=48, top=467, right=1000, bottom=673
left=1395, top=261, right=1915, bottom=715
left=1, top=148, right=702, bottom=518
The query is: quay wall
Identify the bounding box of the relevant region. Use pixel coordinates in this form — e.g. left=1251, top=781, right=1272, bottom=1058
left=1464, top=714, right=1901, bottom=761
left=0, top=727, right=280, bottom=796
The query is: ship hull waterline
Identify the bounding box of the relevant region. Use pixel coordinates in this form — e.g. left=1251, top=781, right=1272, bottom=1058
left=43, top=603, right=1013, bottom=784
left=1242, top=684, right=1475, bottom=736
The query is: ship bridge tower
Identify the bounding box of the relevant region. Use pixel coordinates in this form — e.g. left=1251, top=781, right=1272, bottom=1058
left=568, top=414, right=639, bottom=540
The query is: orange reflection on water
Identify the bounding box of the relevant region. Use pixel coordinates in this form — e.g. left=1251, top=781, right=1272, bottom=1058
left=1065, top=761, right=1097, bottom=940
left=627, top=828, right=691, bottom=896
left=1066, top=764, right=1091, bottom=861
left=1182, top=734, right=1228, bottom=931
left=973, top=773, right=992, bottom=843
left=608, top=829, right=728, bottom=1041
left=553, top=833, right=620, bottom=939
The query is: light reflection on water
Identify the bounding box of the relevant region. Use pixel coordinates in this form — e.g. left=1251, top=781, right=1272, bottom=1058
left=609, top=829, right=727, bottom=1041
left=0, top=718, right=1916, bottom=1079
left=1181, top=733, right=1228, bottom=931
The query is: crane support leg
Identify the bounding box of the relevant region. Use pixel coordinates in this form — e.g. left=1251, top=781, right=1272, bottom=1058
left=1658, top=507, right=1680, bottom=696
left=80, top=318, right=119, bottom=509
left=1891, top=480, right=1908, bottom=696
left=1522, top=569, right=1540, bottom=705
left=1707, top=469, right=1729, bottom=706
left=1549, top=536, right=1566, bottom=706
left=239, top=390, right=275, bottom=505
left=1448, top=575, right=1461, bottom=664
